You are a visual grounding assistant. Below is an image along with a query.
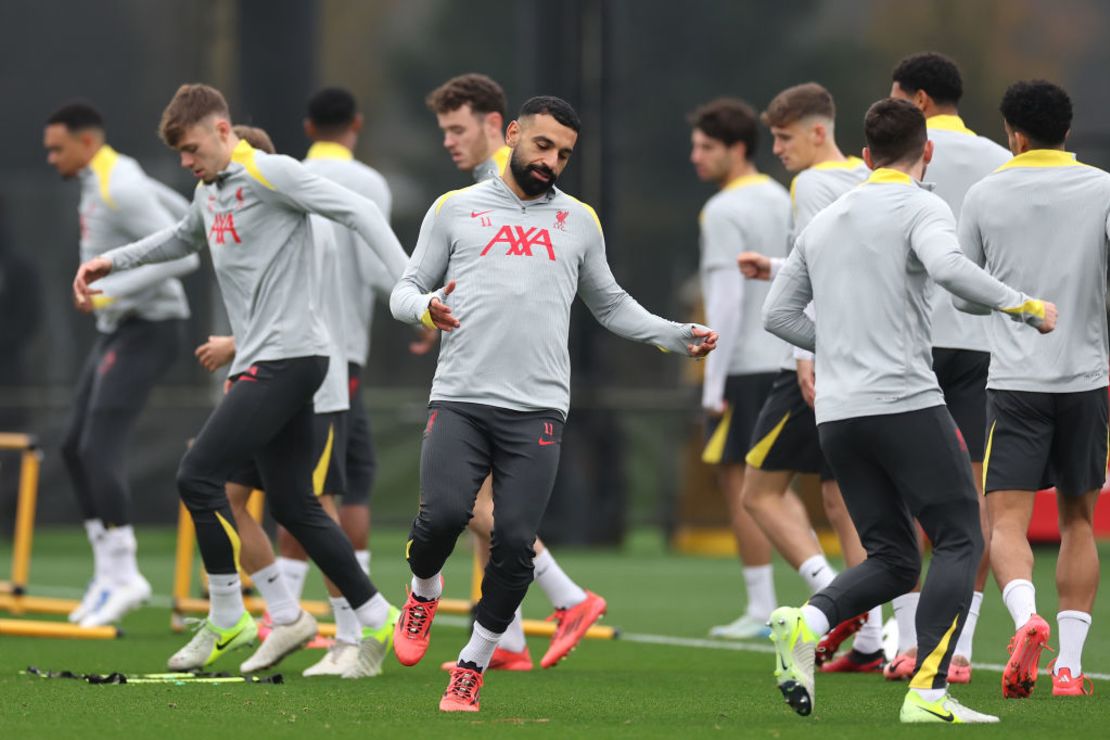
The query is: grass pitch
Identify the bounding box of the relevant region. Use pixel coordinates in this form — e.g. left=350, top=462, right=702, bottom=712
left=1, top=528, right=1108, bottom=738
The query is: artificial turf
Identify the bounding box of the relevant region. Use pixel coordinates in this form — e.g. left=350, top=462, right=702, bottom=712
left=1, top=528, right=1107, bottom=738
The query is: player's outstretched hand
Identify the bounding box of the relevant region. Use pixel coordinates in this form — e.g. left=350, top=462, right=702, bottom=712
left=195, top=335, right=236, bottom=372
left=429, top=280, right=460, bottom=332
left=1036, top=301, right=1057, bottom=334
left=409, top=326, right=440, bottom=355
left=688, top=325, right=718, bottom=358
left=72, top=256, right=112, bottom=312
left=737, top=251, right=771, bottom=280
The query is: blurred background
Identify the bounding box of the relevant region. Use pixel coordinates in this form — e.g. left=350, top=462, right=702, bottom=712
left=2, top=0, right=1108, bottom=543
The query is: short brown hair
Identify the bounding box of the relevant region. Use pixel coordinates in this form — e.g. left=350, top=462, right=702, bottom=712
left=425, top=73, right=506, bottom=118
left=232, top=124, right=275, bottom=154
left=687, top=98, right=759, bottom=157
left=864, top=98, right=927, bottom=166
left=761, top=83, right=836, bottom=128
left=159, top=83, right=231, bottom=147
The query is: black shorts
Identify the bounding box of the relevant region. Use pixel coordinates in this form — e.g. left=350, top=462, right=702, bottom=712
left=702, top=372, right=776, bottom=465
left=933, top=348, right=990, bottom=462
left=344, top=363, right=375, bottom=506
left=229, top=410, right=348, bottom=496
left=984, top=388, right=1109, bottom=496
left=744, top=370, right=833, bottom=480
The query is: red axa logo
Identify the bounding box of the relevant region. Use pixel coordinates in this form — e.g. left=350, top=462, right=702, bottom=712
left=210, top=212, right=242, bottom=245
left=480, top=225, right=556, bottom=261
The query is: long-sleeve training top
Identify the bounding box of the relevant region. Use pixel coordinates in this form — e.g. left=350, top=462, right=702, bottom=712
left=102, top=138, right=408, bottom=377
left=303, top=141, right=395, bottom=368
left=78, top=144, right=199, bottom=333
left=699, top=174, right=790, bottom=410
left=763, top=167, right=1045, bottom=425
left=959, top=149, right=1110, bottom=393
left=390, top=176, right=702, bottom=417
left=924, top=114, right=1012, bottom=352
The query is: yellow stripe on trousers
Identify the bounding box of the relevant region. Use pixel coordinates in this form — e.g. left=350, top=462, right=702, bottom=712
left=701, top=408, right=734, bottom=464
left=214, top=511, right=242, bottom=571
left=312, top=422, right=336, bottom=496
left=981, top=421, right=996, bottom=491
left=909, top=614, right=961, bottom=690
left=744, top=412, right=791, bottom=468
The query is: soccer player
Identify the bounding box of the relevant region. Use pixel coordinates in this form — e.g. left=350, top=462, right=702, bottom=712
left=959, top=80, right=1107, bottom=699
left=391, top=96, right=717, bottom=711
left=737, top=83, right=884, bottom=671
left=71, top=83, right=409, bottom=670
left=425, top=73, right=607, bottom=670
left=44, top=101, right=199, bottom=627
left=763, top=97, right=1053, bottom=724
left=882, top=51, right=1012, bottom=683
left=688, top=97, right=788, bottom=639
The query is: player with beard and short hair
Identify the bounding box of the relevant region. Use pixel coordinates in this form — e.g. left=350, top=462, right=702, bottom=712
left=391, top=95, right=718, bottom=711
left=426, top=74, right=606, bottom=671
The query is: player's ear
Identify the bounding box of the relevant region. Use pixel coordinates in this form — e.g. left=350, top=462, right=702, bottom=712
left=862, top=146, right=874, bottom=170
left=303, top=118, right=315, bottom=139
left=922, top=139, right=935, bottom=166
left=351, top=113, right=364, bottom=135
left=505, top=119, right=521, bottom=147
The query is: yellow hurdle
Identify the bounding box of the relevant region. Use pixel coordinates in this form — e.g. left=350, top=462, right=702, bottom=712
left=0, top=618, right=118, bottom=640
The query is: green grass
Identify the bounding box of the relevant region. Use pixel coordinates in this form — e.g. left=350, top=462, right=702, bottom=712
left=1, top=528, right=1108, bottom=738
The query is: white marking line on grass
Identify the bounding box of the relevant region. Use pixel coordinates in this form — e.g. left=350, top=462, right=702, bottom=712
left=23, top=585, right=1109, bottom=682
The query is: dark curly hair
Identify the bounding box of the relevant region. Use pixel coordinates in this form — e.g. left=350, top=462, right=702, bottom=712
left=1000, top=80, right=1072, bottom=147
left=688, top=98, right=759, bottom=157
left=891, top=52, right=963, bottom=106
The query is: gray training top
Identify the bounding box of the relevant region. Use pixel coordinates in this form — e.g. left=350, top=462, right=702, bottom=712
left=764, top=167, right=1045, bottom=425
left=924, top=115, right=1012, bottom=352
left=959, top=149, right=1110, bottom=393
left=102, top=138, right=409, bottom=377
left=390, top=176, right=702, bottom=416
left=698, top=174, right=789, bottom=410
left=303, top=142, right=395, bottom=368
left=78, top=145, right=199, bottom=333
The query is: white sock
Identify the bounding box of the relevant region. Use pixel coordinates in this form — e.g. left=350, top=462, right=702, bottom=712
left=911, top=687, right=946, bottom=703
left=1001, top=579, right=1037, bottom=630
left=892, top=592, right=919, bottom=653
left=277, top=557, right=310, bottom=601
left=330, top=596, right=362, bottom=644
left=355, top=549, right=371, bottom=576
left=954, top=591, right=983, bottom=659
left=800, top=604, right=830, bottom=637
left=533, top=549, right=587, bottom=609
left=458, top=621, right=502, bottom=670
left=798, top=554, right=836, bottom=593
left=411, top=572, right=443, bottom=601
left=353, top=592, right=390, bottom=631
left=206, top=572, right=245, bottom=629
left=250, top=563, right=300, bottom=625
left=1056, top=610, right=1092, bottom=676
left=743, top=564, right=776, bottom=621
left=102, top=526, right=140, bottom=584
left=853, top=606, right=884, bottom=654
left=498, top=608, right=527, bottom=652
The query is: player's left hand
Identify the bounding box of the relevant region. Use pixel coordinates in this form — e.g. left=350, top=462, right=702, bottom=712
left=409, top=326, right=439, bottom=356
left=72, top=256, right=113, bottom=312
left=796, top=358, right=816, bottom=408
left=195, top=335, right=236, bottom=372
left=688, top=325, right=718, bottom=358
left=737, top=251, right=772, bottom=280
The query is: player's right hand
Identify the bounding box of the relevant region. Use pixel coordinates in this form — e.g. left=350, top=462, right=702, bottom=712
left=1035, top=300, right=1058, bottom=334
left=737, top=251, right=771, bottom=280
left=72, top=256, right=113, bottom=312
left=429, top=280, right=460, bottom=332
left=195, top=335, right=236, bottom=372
left=796, top=358, right=817, bottom=409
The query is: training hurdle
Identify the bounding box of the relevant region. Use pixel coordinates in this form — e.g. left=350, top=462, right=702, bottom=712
left=0, top=432, right=120, bottom=639
left=171, top=495, right=616, bottom=640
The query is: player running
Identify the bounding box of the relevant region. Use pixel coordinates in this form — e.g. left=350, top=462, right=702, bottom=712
left=882, top=51, right=1012, bottom=683
left=688, top=96, right=788, bottom=639
left=737, top=83, right=883, bottom=670
left=960, top=80, right=1108, bottom=699
left=763, top=97, right=1053, bottom=724
left=71, top=83, right=408, bottom=671
left=44, top=101, right=199, bottom=628
left=425, top=74, right=607, bottom=670
left=391, top=95, right=717, bottom=711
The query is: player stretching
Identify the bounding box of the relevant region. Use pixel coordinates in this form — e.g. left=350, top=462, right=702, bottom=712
left=738, top=83, right=883, bottom=670
left=688, top=97, right=788, bottom=639
left=72, top=84, right=409, bottom=670
left=960, top=80, right=1107, bottom=699
left=391, top=96, right=717, bottom=711
left=882, top=51, right=1012, bottom=683
left=44, top=101, right=198, bottom=627
left=426, top=74, right=607, bottom=669
left=763, top=97, right=1053, bottom=724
